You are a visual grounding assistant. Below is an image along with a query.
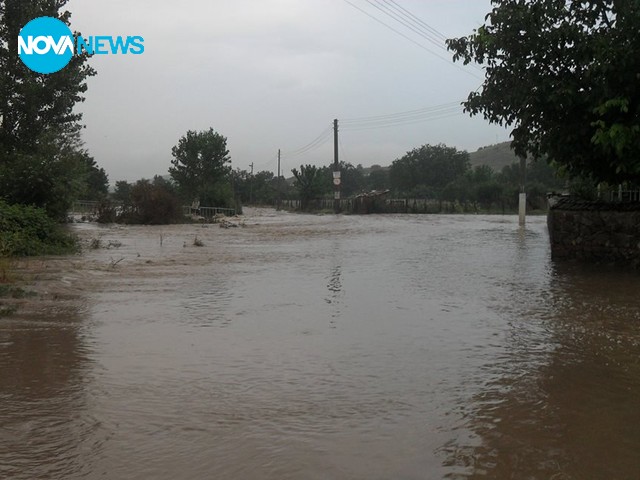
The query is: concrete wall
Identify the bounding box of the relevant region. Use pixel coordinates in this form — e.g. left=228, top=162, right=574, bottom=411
left=547, top=196, right=640, bottom=267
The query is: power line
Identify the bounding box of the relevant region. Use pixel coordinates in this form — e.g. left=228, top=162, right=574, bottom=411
left=342, top=0, right=455, bottom=69
left=342, top=0, right=483, bottom=80
left=376, top=0, right=484, bottom=73
left=342, top=110, right=463, bottom=132
left=384, top=0, right=448, bottom=42
left=365, top=0, right=449, bottom=55
left=340, top=101, right=465, bottom=130
left=252, top=153, right=279, bottom=173
left=281, top=124, right=334, bottom=159
left=341, top=101, right=462, bottom=124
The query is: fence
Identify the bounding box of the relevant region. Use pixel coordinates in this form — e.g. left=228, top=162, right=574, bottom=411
left=183, top=205, right=236, bottom=219
left=70, top=200, right=101, bottom=215
left=277, top=197, right=504, bottom=214
left=70, top=201, right=235, bottom=219
left=599, top=186, right=640, bottom=203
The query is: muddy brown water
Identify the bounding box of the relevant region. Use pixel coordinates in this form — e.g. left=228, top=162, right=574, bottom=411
left=1, top=209, right=639, bottom=479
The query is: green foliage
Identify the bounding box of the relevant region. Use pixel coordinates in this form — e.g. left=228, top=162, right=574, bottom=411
left=0, top=0, right=104, bottom=220
left=233, top=169, right=280, bottom=205
left=567, top=176, right=599, bottom=201
left=381, top=141, right=563, bottom=211
left=251, top=170, right=277, bottom=203
left=112, top=180, right=132, bottom=206
left=81, top=155, right=109, bottom=200
left=292, top=164, right=324, bottom=211
left=366, top=166, right=389, bottom=191
left=0, top=200, right=77, bottom=256
left=447, top=0, right=640, bottom=184
left=0, top=133, right=91, bottom=220
left=0, top=0, right=96, bottom=152
left=389, top=144, right=470, bottom=197
left=169, top=128, right=233, bottom=206
left=326, top=162, right=366, bottom=197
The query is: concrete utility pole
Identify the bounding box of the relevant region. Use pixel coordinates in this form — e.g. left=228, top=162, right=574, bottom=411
left=277, top=149, right=281, bottom=211
left=333, top=119, right=341, bottom=214
left=519, top=156, right=526, bottom=226
left=249, top=162, right=254, bottom=205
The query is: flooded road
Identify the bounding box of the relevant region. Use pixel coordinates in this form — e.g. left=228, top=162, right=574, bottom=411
left=1, top=210, right=639, bottom=479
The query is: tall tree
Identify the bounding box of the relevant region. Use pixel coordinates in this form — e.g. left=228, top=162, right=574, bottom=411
left=292, top=164, right=323, bottom=211
left=169, top=128, right=232, bottom=206
left=82, top=155, right=109, bottom=200
left=0, top=0, right=96, bottom=152
left=112, top=180, right=132, bottom=206
left=447, top=0, right=640, bottom=184
left=389, top=144, right=470, bottom=196
left=0, top=0, right=97, bottom=219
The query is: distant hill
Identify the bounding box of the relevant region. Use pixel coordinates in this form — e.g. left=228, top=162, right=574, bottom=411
left=469, top=142, right=519, bottom=172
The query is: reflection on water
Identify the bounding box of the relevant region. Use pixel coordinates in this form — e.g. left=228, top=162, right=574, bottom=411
left=441, top=262, right=640, bottom=479
left=1, top=210, right=639, bottom=479
left=0, top=305, right=100, bottom=479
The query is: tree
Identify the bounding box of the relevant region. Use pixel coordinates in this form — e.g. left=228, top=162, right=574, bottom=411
left=366, top=166, right=389, bottom=191
left=82, top=155, right=109, bottom=200
left=292, top=164, right=323, bottom=211
left=251, top=170, right=277, bottom=204
left=112, top=180, right=132, bottom=206
left=169, top=128, right=232, bottom=206
left=0, top=132, right=88, bottom=219
left=315, top=161, right=366, bottom=198
left=0, top=0, right=98, bottom=219
left=0, top=0, right=96, bottom=152
left=447, top=0, right=640, bottom=184
left=389, top=144, right=470, bottom=196
left=233, top=169, right=279, bottom=205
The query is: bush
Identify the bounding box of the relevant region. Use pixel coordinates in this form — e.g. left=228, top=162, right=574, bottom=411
left=0, top=200, right=77, bottom=256
left=118, top=179, right=182, bottom=225
left=96, top=199, right=118, bottom=223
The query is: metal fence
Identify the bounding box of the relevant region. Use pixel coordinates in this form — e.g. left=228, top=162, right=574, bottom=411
left=70, top=200, right=101, bottom=214
left=183, top=205, right=236, bottom=218
left=70, top=201, right=235, bottom=219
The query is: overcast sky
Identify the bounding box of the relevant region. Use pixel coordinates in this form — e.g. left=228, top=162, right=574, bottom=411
left=66, top=0, right=509, bottom=183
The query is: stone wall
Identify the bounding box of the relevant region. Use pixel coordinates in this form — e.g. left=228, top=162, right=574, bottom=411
left=547, top=196, right=640, bottom=267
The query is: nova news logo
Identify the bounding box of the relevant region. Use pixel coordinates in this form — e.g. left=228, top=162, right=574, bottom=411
left=18, top=16, right=144, bottom=74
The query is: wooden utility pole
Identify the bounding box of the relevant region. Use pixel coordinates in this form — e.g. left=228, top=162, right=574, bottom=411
left=277, top=149, right=281, bottom=211
left=333, top=119, right=341, bottom=214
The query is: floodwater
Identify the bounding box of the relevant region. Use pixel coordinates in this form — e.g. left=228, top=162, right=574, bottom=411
left=1, top=209, right=639, bottom=480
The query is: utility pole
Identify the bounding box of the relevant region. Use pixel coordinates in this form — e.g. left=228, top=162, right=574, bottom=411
left=518, top=156, right=526, bottom=226
left=333, top=118, right=341, bottom=214
left=249, top=162, right=254, bottom=206
left=277, top=149, right=281, bottom=211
